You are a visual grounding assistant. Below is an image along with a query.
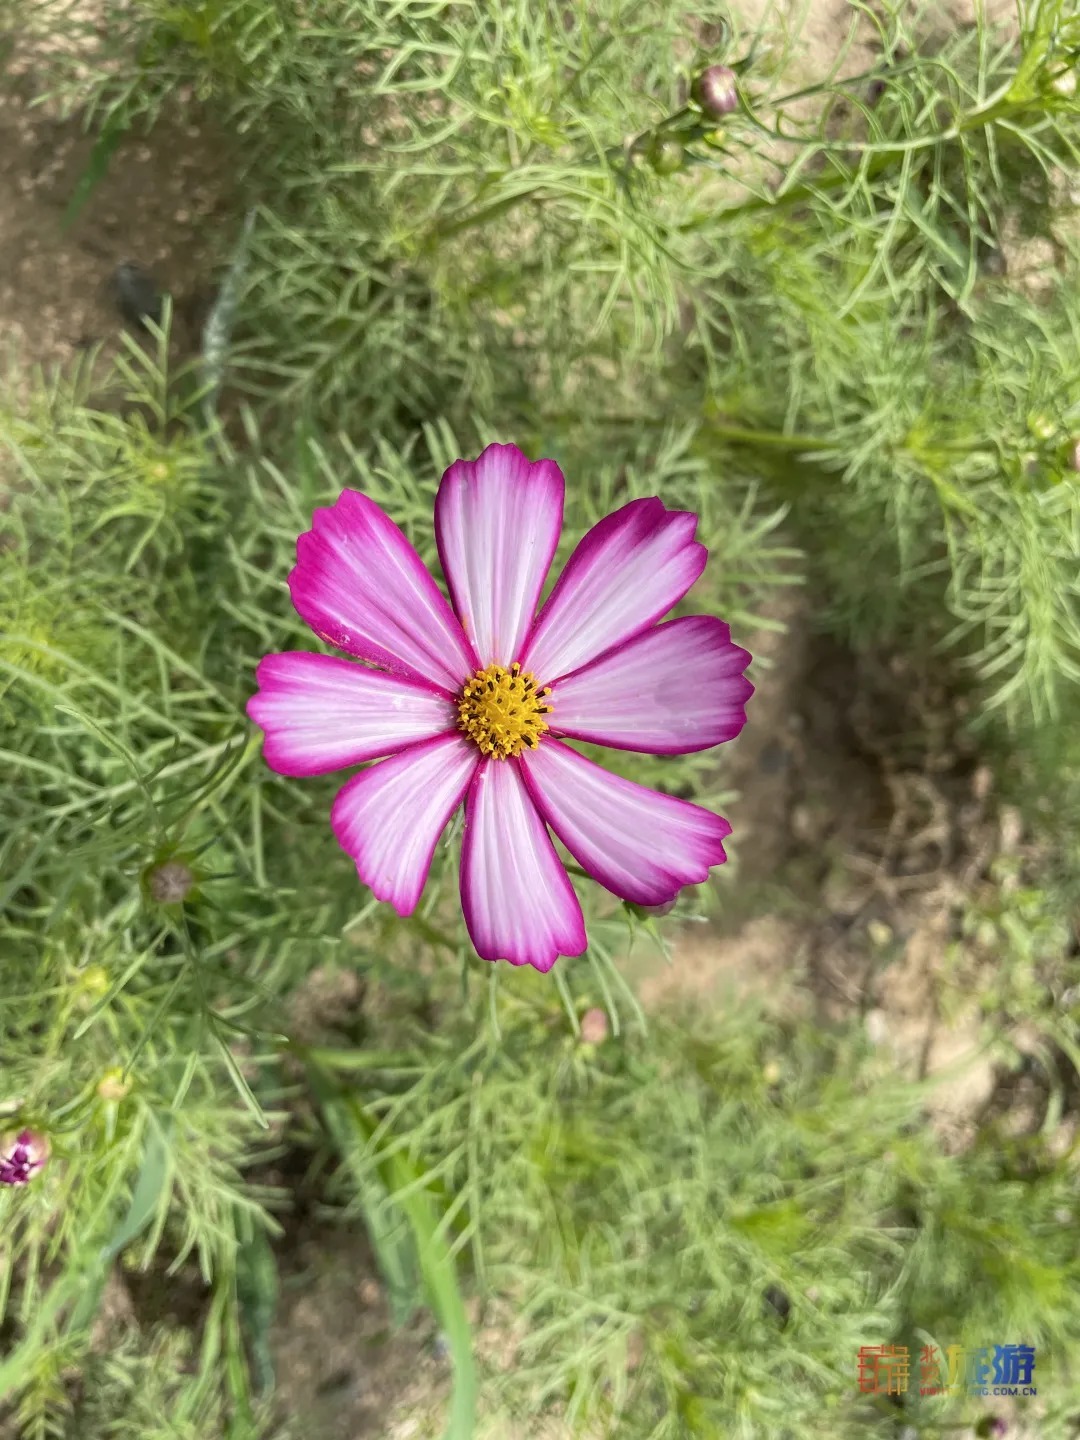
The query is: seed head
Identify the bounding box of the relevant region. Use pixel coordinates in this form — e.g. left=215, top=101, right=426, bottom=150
left=148, top=859, right=195, bottom=905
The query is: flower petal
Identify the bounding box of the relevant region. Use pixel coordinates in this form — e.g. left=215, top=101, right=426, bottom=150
left=248, top=652, right=458, bottom=776
left=289, top=489, right=477, bottom=689
left=520, top=497, right=707, bottom=684
left=460, top=759, right=587, bottom=971
left=331, top=735, right=478, bottom=916
left=548, top=616, right=753, bottom=754
left=521, top=740, right=732, bottom=906
left=435, top=443, right=564, bottom=665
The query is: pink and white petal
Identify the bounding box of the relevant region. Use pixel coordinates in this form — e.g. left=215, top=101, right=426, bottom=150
left=521, top=740, right=732, bottom=906
left=460, top=759, right=587, bottom=972
left=547, top=616, right=754, bottom=754
left=289, top=488, right=478, bottom=690
left=519, top=498, right=707, bottom=685
left=435, top=443, right=564, bottom=665
left=248, top=652, right=458, bottom=776
left=331, top=735, right=479, bottom=916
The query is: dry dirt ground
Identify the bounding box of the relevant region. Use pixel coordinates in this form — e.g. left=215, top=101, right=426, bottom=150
left=0, top=69, right=237, bottom=406
left=1, top=2, right=1057, bottom=1439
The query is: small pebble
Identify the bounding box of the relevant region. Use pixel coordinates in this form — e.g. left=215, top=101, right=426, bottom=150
left=758, top=739, right=790, bottom=775
left=109, top=261, right=163, bottom=331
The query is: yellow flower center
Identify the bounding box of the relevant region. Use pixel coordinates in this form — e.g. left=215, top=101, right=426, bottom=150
left=457, top=661, right=552, bottom=759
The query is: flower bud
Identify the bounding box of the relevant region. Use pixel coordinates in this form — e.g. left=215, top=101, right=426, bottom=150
left=647, top=138, right=686, bottom=175
left=579, top=1007, right=609, bottom=1046
left=98, top=1067, right=132, bottom=1102
left=1068, top=438, right=1080, bottom=473
left=0, top=1129, right=49, bottom=1185
left=692, top=65, right=738, bottom=117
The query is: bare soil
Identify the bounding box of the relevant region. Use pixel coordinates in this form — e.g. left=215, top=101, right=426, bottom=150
left=0, top=74, right=237, bottom=403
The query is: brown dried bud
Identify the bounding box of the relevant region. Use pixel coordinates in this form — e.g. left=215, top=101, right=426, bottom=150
left=148, top=859, right=195, bottom=905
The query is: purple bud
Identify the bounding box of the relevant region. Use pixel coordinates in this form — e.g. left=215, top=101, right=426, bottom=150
left=0, top=1129, right=48, bottom=1185
left=693, top=65, right=738, bottom=117
left=989, top=1420, right=1008, bottom=1439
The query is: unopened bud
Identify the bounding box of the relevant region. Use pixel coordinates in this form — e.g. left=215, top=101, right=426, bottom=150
left=98, top=1067, right=132, bottom=1102
left=580, top=1007, right=609, bottom=1046
left=0, top=1129, right=49, bottom=1186
left=1068, top=437, right=1080, bottom=473
left=647, top=138, right=685, bottom=175
left=147, top=859, right=195, bottom=905
left=692, top=65, right=739, bottom=117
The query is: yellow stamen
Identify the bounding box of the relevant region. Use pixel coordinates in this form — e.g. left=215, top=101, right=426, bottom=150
left=457, top=661, right=553, bottom=760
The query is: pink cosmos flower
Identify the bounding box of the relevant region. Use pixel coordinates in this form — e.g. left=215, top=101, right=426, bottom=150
left=247, top=444, right=753, bottom=971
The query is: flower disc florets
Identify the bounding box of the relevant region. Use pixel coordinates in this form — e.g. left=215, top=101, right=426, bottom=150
left=458, top=661, right=552, bottom=759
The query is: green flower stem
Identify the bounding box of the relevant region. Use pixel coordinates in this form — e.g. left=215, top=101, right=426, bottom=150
left=702, top=420, right=834, bottom=451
